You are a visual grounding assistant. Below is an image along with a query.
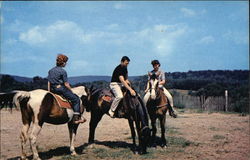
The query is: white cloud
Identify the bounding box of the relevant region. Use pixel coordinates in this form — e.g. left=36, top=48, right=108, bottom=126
left=19, top=20, right=85, bottom=46
left=106, top=23, right=120, bottom=30
left=114, top=3, right=126, bottom=10
left=180, top=8, right=196, bottom=17
left=0, top=15, right=3, bottom=24
left=135, top=24, right=188, bottom=56
left=198, top=36, right=215, bottom=44
left=180, top=8, right=207, bottom=18
left=69, top=60, right=88, bottom=71
left=223, top=30, right=249, bottom=45
left=19, top=26, right=47, bottom=45
left=18, top=20, right=187, bottom=58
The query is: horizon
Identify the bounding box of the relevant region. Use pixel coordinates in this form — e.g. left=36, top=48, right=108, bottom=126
left=1, top=69, right=248, bottom=79
left=1, top=1, right=249, bottom=77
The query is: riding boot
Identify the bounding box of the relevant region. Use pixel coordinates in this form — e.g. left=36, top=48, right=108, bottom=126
left=72, top=114, right=87, bottom=124
left=168, top=106, right=177, bottom=118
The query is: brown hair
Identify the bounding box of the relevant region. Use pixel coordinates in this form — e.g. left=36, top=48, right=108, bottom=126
left=56, top=54, right=68, bottom=66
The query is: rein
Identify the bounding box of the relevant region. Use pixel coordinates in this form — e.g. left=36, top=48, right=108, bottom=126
left=156, top=103, right=167, bottom=108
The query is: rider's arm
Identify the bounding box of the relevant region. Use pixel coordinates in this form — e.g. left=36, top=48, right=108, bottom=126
left=159, top=80, right=165, bottom=85
left=125, top=79, right=131, bottom=85
left=119, top=76, right=136, bottom=96
left=64, top=82, right=72, bottom=91
left=48, top=81, right=51, bottom=91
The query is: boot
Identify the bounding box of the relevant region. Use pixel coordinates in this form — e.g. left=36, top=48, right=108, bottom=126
left=72, top=114, right=87, bottom=124
left=169, top=106, right=177, bottom=118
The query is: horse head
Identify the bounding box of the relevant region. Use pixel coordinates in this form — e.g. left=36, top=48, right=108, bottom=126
left=71, top=86, right=90, bottom=113
left=149, top=73, right=159, bottom=100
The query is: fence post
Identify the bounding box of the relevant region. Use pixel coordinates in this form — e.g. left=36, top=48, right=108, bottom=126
left=225, top=90, right=228, bottom=112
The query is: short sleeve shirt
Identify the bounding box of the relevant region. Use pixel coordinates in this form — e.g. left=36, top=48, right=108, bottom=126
left=148, top=69, right=165, bottom=81
left=111, top=64, right=128, bottom=83
left=47, top=66, right=68, bottom=85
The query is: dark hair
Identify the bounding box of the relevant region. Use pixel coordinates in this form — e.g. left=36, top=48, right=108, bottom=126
left=56, top=54, right=68, bottom=66
left=151, top=60, right=160, bottom=66
left=121, top=56, right=130, bottom=62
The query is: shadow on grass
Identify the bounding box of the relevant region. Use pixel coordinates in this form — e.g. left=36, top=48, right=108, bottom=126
left=7, top=143, right=90, bottom=160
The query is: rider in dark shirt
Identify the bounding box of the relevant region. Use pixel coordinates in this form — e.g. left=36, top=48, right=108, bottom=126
left=48, top=54, right=86, bottom=124
left=108, top=56, right=136, bottom=118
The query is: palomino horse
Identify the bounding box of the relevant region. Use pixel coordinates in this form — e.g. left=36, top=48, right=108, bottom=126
left=85, top=87, right=151, bottom=154
left=13, top=86, right=88, bottom=160
left=144, top=74, right=171, bottom=147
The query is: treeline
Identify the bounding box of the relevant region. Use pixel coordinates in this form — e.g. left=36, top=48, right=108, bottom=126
left=0, top=70, right=249, bottom=113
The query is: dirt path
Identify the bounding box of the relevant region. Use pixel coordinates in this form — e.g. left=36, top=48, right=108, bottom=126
left=1, top=109, right=249, bottom=160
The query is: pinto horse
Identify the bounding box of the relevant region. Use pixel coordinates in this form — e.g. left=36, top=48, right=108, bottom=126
left=13, top=86, right=88, bottom=160
left=144, top=74, right=171, bottom=148
left=85, top=87, right=151, bottom=154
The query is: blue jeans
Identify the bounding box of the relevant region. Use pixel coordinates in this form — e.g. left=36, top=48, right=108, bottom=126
left=51, top=86, right=80, bottom=113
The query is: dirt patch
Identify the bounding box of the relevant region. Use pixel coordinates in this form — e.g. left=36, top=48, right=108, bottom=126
left=1, top=109, right=249, bottom=160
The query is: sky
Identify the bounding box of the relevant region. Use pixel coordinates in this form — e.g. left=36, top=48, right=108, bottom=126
left=1, top=1, right=249, bottom=78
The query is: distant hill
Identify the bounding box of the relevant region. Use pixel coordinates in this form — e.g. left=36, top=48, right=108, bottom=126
left=68, top=76, right=111, bottom=84
left=0, top=74, right=142, bottom=85
left=0, top=74, right=32, bottom=83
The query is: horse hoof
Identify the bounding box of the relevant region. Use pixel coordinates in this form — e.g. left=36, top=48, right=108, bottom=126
left=134, top=150, right=139, bottom=155
left=20, top=156, right=28, bottom=160
left=161, top=145, right=167, bottom=149
left=88, top=143, right=95, bottom=149
left=139, top=150, right=147, bottom=155
left=71, top=151, right=77, bottom=156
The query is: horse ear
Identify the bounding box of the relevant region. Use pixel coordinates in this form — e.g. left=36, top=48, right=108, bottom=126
left=90, top=85, right=94, bottom=92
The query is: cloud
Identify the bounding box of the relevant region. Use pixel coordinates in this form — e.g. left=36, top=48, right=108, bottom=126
left=106, top=23, right=120, bottom=30
left=198, top=36, right=215, bottom=44
left=180, top=8, right=196, bottom=17
left=114, top=3, right=126, bottom=10
left=0, top=15, right=3, bottom=24
left=69, top=60, right=88, bottom=72
left=19, top=20, right=85, bottom=46
left=18, top=20, right=188, bottom=59
left=223, top=30, right=249, bottom=45
left=19, top=26, right=47, bottom=45
left=180, top=8, right=207, bottom=18
left=135, top=24, right=188, bottom=56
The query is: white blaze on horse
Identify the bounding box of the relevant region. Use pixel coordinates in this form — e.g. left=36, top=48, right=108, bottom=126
left=13, top=86, right=88, bottom=160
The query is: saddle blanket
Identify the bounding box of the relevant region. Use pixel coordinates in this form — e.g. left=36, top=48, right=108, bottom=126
left=52, top=94, right=72, bottom=109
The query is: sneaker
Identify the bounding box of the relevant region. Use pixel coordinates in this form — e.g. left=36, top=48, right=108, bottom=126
left=108, top=109, right=115, bottom=118
left=72, top=114, right=87, bottom=124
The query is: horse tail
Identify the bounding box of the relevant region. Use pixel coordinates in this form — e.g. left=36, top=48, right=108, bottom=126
left=13, top=91, right=31, bottom=110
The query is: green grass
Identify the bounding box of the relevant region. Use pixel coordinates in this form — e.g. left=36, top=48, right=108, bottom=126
left=168, top=136, right=193, bottom=147
left=209, top=127, right=219, bottom=131
left=167, top=127, right=181, bottom=135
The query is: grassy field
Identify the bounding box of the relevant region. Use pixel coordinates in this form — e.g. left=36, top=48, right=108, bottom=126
left=0, top=109, right=249, bottom=160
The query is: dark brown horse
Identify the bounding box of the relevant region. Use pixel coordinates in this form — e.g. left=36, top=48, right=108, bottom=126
left=84, top=86, right=151, bottom=154
left=144, top=74, right=171, bottom=148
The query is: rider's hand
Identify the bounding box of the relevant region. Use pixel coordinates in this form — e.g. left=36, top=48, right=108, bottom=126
left=130, top=89, right=136, bottom=96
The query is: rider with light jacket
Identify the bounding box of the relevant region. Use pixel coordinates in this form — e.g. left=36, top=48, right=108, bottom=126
left=144, top=60, right=177, bottom=118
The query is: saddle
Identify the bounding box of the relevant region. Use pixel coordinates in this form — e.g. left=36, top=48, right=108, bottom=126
left=94, top=88, right=137, bottom=118
left=51, top=93, right=72, bottom=109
